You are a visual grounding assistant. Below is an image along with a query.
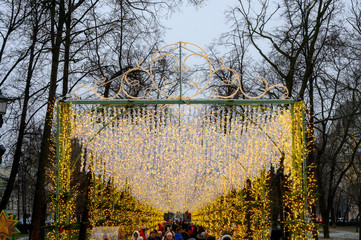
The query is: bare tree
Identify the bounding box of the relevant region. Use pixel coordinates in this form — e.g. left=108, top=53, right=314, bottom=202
left=0, top=0, right=29, bottom=87
left=225, top=0, right=361, bottom=239
left=0, top=0, right=46, bottom=212
left=235, top=0, right=335, bottom=98
left=30, top=0, right=90, bottom=238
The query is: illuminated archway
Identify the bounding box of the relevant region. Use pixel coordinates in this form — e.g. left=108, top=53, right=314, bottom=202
left=48, top=42, right=315, bottom=240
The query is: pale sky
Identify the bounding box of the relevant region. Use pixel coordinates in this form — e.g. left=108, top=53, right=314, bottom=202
left=161, top=0, right=268, bottom=64
left=163, top=0, right=238, bottom=49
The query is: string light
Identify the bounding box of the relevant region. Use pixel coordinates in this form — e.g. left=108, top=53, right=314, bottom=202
left=70, top=104, right=289, bottom=212
left=47, top=101, right=314, bottom=239
left=47, top=41, right=312, bottom=238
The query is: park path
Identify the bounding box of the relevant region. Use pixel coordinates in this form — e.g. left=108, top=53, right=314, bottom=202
left=319, top=228, right=359, bottom=239
left=15, top=228, right=360, bottom=240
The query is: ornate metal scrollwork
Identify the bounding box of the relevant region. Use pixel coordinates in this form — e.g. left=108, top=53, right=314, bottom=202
left=72, top=41, right=289, bottom=100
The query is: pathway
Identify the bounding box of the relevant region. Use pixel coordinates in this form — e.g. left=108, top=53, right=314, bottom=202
left=319, top=227, right=359, bottom=240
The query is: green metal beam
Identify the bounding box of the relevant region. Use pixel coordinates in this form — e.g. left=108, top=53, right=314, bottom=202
left=179, top=42, right=183, bottom=100
left=55, top=103, right=60, bottom=240
left=63, top=98, right=299, bottom=105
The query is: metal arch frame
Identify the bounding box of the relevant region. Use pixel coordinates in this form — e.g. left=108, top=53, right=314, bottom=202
left=62, top=99, right=297, bottom=105
left=72, top=41, right=289, bottom=101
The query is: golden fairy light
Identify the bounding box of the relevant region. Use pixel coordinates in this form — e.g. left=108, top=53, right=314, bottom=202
left=50, top=103, right=314, bottom=239
left=70, top=104, right=290, bottom=213
left=48, top=42, right=315, bottom=239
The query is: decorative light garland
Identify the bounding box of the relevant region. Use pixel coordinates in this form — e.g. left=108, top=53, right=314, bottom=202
left=47, top=101, right=314, bottom=239
left=71, top=104, right=291, bottom=213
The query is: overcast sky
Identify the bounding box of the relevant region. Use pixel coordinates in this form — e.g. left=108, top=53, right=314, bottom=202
left=161, top=0, right=269, bottom=65
left=162, top=0, right=238, bottom=49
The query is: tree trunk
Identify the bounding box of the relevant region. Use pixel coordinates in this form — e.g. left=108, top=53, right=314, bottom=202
left=29, top=44, right=60, bottom=240
left=278, top=173, right=285, bottom=239
left=331, top=206, right=336, bottom=227
left=311, top=204, right=318, bottom=240
left=245, top=179, right=253, bottom=239
left=62, top=0, right=71, bottom=99
left=358, top=200, right=361, bottom=240
left=29, top=0, right=65, bottom=239
left=319, top=195, right=330, bottom=239
left=78, top=172, right=91, bottom=240
left=308, top=68, right=318, bottom=240
left=22, top=167, right=27, bottom=232
left=321, top=207, right=330, bottom=238
left=323, top=221, right=330, bottom=239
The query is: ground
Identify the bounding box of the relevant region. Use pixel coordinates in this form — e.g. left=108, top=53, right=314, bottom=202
left=13, top=226, right=361, bottom=239
left=319, top=226, right=360, bottom=239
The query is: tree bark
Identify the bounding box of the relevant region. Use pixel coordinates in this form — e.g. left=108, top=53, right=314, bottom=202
left=319, top=191, right=330, bottom=238
left=324, top=220, right=330, bottom=239
left=358, top=200, right=361, bottom=240
left=21, top=167, right=27, bottom=232
left=78, top=172, right=91, bottom=240
left=62, top=0, right=71, bottom=99
left=29, top=0, right=65, bottom=239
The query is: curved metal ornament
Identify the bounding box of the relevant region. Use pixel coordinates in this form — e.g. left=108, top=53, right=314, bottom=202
left=72, top=41, right=289, bottom=100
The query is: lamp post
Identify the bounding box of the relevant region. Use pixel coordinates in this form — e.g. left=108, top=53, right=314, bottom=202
left=0, top=91, right=8, bottom=127
left=0, top=90, right=8, bottom=164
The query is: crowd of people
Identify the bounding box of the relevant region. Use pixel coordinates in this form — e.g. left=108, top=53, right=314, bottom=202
left=131, top=222, right=232, bottom=240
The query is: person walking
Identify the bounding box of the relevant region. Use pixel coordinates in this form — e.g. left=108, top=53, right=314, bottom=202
left=131, top=231, right=140, bottom=240
left=270, top=222, right=282, bottom=240
left=147, top=231, right=158, bottom=240
left=163, top=230, right=174, bottom=240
